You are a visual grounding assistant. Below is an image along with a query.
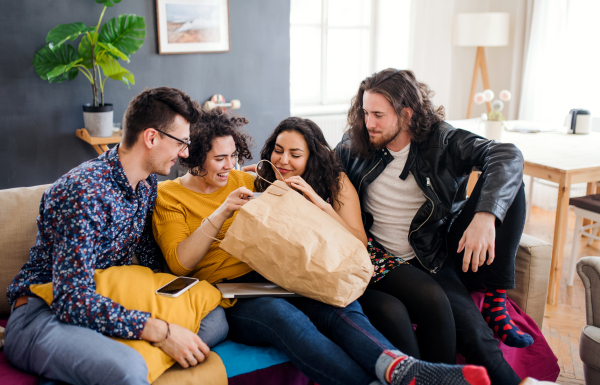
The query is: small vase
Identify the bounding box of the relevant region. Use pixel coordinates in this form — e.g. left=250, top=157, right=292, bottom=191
left=83, top=103, right=114, bottom=137
left=485, top=120, right=503, bottom=141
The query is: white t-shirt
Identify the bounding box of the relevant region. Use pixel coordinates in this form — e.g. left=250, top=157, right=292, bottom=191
left=363, top=144, right=426, bottom=260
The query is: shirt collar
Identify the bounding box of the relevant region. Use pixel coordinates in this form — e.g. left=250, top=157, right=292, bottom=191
left=101, top=145, right=138, bottom=199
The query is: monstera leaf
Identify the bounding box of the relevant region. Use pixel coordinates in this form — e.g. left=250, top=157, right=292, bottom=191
left=97, top=42, right=129, bottom=62
left=98, top=55, right=134, bottom=88
left=46, top=22, right=94, bottom=51
left=94, top=0, right=122, bottom=6
left=99, top=14, right=145, bottom=59
left=33, top=44, right=79, bottom=83
left=77, top=34, right=94, bottom=68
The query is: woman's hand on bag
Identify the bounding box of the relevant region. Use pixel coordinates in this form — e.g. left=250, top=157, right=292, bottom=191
left=285, top=176, right=329, bottom=210
left=216, top=186, right=254, bottom=219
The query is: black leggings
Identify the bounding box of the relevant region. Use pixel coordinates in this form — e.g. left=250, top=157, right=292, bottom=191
left=359, top=264, right=456, bottom=364
left=360, top=177, right=526, bottom=385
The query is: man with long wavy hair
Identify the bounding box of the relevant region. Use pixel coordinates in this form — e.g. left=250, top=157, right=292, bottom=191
left=336, top=69, right=530, bottom=385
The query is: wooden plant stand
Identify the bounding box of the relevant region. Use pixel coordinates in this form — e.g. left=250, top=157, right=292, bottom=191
left=76, top=128, right=122, bottom=155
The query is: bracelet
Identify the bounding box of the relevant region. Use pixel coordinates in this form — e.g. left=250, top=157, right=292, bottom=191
left=151, top=320, right=170, bottom=348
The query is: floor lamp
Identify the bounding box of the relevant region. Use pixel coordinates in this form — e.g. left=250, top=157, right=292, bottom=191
left=453, top=13, right=510, bottom=119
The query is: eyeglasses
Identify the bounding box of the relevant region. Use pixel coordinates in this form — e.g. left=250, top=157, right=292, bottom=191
left=154, top=128, right=191, bottom=152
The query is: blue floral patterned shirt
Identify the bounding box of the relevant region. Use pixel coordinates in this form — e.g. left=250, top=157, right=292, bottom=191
left=7, top=146, right=163, bottom=340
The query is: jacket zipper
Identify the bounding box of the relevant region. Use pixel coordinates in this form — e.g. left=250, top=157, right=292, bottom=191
left=358, top=159, right=382, bottom=196
left=409, top=176, right=438, bottom=273
left=426, top=177, right=440, bottom=203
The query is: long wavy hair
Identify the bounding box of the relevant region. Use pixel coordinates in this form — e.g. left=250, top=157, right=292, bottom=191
left=179, top=108, right=252, bottom=177
left=255, top=117, right=345, bottom=205
left=347, top=69, right=445, bottom=158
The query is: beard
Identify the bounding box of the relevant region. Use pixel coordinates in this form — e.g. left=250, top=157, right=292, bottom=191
left=145, top=156, right=178, bottom=177
left=368, top=123, right=403, bottom=150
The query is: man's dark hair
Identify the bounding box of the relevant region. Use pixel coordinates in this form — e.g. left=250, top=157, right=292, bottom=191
left=347, top=69, right=445, bottom=158
left=179, top=108, right=252, bottom=176
left=122, top=87, right=200, bottom=149
left=255, top=117, right=345, bottom=206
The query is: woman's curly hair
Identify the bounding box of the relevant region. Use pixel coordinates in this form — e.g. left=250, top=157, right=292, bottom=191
left=255, top=117, right=345, bottom=206
left=347, top=69, right=445, bottom=158
left=179, top=108, right=252, bottom=176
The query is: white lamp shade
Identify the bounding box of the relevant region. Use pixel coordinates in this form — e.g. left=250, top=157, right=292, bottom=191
left=453, top=12, right=510, bottom=47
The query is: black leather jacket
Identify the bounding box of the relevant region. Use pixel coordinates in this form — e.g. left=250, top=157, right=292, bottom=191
left=335, top=121, right=524, bottom=272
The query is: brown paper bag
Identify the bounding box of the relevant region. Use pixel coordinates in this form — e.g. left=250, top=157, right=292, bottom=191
left=219, top=180, right=373, bottom=307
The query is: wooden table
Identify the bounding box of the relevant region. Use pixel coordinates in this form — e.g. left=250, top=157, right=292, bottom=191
left=450, top=120, right=600, bottom=305
left=76, top=128, right=122, bottom=155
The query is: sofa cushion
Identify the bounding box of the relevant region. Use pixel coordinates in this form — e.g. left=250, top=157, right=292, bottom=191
left=0, top=185, right=51, bottom=316
left=152, top=352, right=227, bottom=385
left=507, top=233, right=552, bottom=329
left=580, top=325, right=600, bottom=366
left=29, top=265, right=229, bottom=383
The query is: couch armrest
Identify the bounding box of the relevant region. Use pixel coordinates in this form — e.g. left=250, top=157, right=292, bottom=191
left=507, top=233, right=552, bottom=329
left=577, top=256, right=600, bottom=328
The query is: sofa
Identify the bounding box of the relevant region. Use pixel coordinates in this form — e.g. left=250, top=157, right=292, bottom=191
left=0, top=183, right=554, bottom=384
left=577, top=256, right=600, bottom=385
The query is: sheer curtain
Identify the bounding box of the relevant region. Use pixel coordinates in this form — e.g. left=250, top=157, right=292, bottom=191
left=519, top=0, right=600, bottom=126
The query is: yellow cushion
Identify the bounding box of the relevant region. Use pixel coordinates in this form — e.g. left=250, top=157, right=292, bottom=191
left=30, top=265, right=233, bottom=383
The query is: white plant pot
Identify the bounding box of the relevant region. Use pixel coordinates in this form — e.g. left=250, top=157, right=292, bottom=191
left=485, top=120, right=503, bottom=141
left=83, top=103, right=114, bottom=137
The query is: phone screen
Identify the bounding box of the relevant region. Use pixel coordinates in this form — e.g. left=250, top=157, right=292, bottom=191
left=248, top=192, right=263, bottom=200
left=157, top=277, right=198, bottom=295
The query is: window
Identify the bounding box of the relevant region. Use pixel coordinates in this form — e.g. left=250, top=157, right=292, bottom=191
left=290, top=0, right=412, bottom=115
left=520, top=0, right=600, bottom=127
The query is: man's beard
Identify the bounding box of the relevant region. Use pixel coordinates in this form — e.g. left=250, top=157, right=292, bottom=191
left=145, top=156, right=178, bottom=177
left=369, top=123, right=403, bottom=150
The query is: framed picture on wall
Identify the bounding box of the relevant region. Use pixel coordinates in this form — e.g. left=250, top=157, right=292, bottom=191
left=156, top=0, right=230, bottom=54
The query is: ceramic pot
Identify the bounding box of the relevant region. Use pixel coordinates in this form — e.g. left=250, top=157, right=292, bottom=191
left=83, top=103, right=113, bottom=137
left=485, top=120, right=503, bottom=141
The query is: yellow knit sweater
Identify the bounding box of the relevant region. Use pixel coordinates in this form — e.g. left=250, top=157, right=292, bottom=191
left=153, top=170, right=254, bottom=283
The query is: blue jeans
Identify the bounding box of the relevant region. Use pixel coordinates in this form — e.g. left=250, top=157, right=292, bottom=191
left=4, top=297, right=228, bottom=385
left=223, top=274, right=401, bottom=385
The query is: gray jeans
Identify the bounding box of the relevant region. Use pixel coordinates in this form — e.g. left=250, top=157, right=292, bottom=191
left=4, top=297, right=228, bottom=385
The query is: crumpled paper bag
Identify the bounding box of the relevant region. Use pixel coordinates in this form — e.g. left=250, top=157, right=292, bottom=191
left=220, top=180, right=373, bottom=307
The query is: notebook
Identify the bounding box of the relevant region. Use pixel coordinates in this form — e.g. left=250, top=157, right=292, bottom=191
left=215, top=282, right=300, bottom=299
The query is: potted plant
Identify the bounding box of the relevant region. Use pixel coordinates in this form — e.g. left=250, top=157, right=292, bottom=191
left=474, top=89, right=512, bottom=141
left=33, top=0, right=146, bottom=137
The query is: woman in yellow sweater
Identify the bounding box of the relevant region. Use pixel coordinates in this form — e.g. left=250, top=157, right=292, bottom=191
left=152, top=108, right=488, bottom=385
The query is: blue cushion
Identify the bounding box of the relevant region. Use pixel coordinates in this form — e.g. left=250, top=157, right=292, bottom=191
left=212, top=340, right=291, bottom=377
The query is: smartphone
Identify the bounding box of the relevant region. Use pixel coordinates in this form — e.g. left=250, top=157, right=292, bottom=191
left=247, top=192, right=263, bottom=200
left=156, top=277, right=199, bottom=297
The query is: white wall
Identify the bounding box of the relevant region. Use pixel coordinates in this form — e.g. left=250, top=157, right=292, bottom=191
left=410, top=0, right=526, bottom=120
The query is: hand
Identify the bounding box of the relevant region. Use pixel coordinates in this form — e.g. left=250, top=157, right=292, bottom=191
left=216, top=186, right=254, bottom=219
left=284, top=176, right=329, bottom=211
left=241, top=164, right=257, bottom=173
left=141, top=319, right=209, bottom=368
left=160, top=323, right=210, bottom=368
left=458, top=212, right=496, bottom=273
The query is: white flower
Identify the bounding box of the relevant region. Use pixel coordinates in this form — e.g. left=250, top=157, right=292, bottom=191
left=483, top=89, right=494, bottom=102
left=480, top=113, right=488, bottom=121
left=491, top=100, right=504, bottom=112
left=474, top=92, right=486, bottom=105
left=499, top=90, right=512, bottom=102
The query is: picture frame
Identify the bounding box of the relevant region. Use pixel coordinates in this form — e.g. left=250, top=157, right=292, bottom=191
left=156, top=0, right=230, bottom=54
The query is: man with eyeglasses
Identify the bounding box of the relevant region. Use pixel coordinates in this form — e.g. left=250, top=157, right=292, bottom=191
left=4, top=88, right=228, bottom=385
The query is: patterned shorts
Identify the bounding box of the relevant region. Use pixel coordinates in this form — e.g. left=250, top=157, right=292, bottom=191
left=368, top=238, right=409, bottom=284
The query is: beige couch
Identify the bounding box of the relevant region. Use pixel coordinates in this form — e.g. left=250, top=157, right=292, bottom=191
left=0, top=183, right=554, bottom=382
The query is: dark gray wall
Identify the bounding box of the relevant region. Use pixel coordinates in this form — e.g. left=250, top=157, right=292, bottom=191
left=0, top=0, right=290, bottom=189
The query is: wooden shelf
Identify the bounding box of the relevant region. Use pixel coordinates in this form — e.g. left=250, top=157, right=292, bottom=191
left=76, top=128, right=122, bottom=155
